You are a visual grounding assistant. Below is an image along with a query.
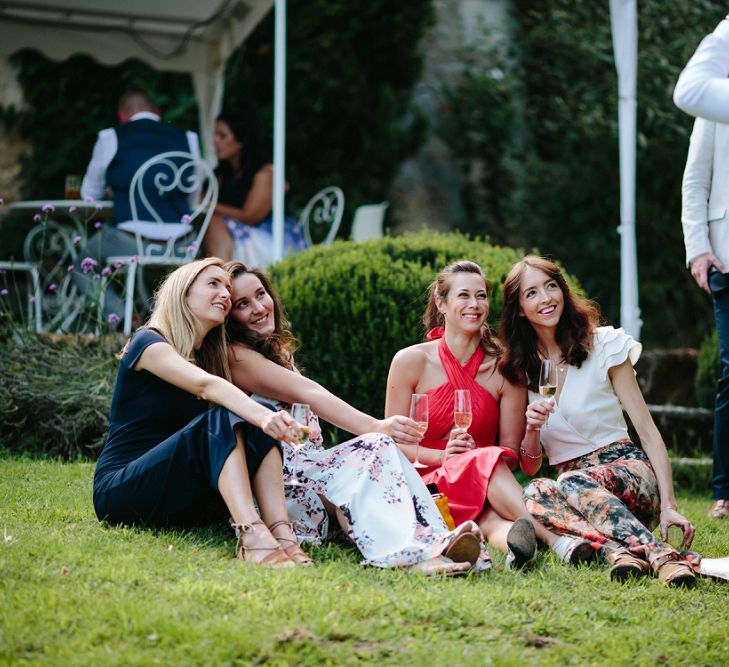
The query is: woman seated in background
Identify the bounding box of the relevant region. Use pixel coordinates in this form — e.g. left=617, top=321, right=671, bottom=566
left=222, top=260, right=481, bottom=575
left=385, top=260, right=595, bottom=569
left=92, top=258, right=305, bottom=568
left=202, top=115, right=306, bottom=265
left=498, top=255, right=696, bottom=586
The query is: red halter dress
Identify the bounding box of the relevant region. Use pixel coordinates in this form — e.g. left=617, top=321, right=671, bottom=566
left=418, top=330, right=517, bottom=526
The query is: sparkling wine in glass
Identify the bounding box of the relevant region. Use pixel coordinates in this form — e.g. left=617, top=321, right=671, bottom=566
left=288, top=403, right=311, bottom=486
left=538, top=359, right=558, bottom=428
left=409, top=393, right=429, bottom=465
left=453, top=389, right=472, bottom=430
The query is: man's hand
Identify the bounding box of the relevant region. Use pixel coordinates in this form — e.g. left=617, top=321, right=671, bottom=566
left=690, top=252, right=726, bottom=293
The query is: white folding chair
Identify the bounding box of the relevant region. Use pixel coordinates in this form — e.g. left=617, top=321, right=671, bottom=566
left=0, top=260, right=42, bottom=331
left=300, top=186, right=345, bottom=247
left=106, top=151, right=218, bottom=335
left=350, top=201, right=389, bottom=242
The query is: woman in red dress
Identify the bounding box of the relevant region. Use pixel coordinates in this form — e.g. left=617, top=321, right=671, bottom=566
left=385, top=260, right=595, bottom=568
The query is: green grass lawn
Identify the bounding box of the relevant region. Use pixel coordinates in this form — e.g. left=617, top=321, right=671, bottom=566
left=1, top=455, right=728, bottom=667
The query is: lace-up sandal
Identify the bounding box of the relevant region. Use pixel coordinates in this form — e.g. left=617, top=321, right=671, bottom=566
left=552, top=536, right=598, bottom=566
left=505, top=518, right=537, bottom=570
left=653, top=553, right=697, bottom=588
left=268, top=520, right=314, bottom=567
left=606, top=548, right=650, bottom=581
left=231, top=520, right=295, bottom=568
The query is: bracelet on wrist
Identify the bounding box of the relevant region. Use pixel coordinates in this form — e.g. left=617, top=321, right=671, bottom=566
left=520, top=446, right=542, bottom=460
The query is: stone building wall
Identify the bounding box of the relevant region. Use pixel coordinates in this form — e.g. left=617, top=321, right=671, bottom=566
left=389, top=0, right=511, bottom=233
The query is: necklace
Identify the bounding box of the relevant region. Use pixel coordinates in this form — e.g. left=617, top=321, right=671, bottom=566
left=539, top=351, right=567, bottom=373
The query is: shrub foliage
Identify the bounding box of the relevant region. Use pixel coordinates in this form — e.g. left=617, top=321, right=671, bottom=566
left=0, top=333, right=118, bottom=458
left=696, top=329, right=720, bottom=410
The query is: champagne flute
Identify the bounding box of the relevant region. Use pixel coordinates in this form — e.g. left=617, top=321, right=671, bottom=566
left=538, top=359, right=557, bottom=428
left=287, top=402, right=311, bottom=486
left=409, top=393, right=429, bottom=466
left=453, top=389, right=472, bottom=431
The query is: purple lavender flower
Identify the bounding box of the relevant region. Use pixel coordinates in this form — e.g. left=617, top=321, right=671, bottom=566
left=130, top=255, right=139, bottom=264
left=48, top=283, right=57, bottom=292
left=67, top=264, right=74, bottom=272
left=33, top=214, right=42, bottom=222
left=72, top=235, right=81, bottom=245
left=94, top=220, right=103, bottom=230
left=80, top=257, right=98, bottom=274
left=107, top=313, right=121, bottom=326
left=84, top=196, right=94, bottom=203
left=0, top=197, right=5, bottom=206
left=42, top=203, right=55, bottom=213
left=114, top=260, right=123, bottom=269
left=186, top=241, right=198, bottom=255
left=95, top=204, right=102, bottom=211
left=69, top=206, right=77, bottom=213
left=0, top=288, right=8, bottom=297
left=181, top=214, right=192, bottom=224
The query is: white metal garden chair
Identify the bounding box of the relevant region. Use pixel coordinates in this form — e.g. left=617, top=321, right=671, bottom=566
left=300, top=186, right=345, bottom=247
left=106, top=151, right=218, bottom=335
left=350, top=201, right=389, bottom=242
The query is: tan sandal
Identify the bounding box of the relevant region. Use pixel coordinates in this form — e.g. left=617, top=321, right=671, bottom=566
left=231, top=520, right=295, bottom=568
left=653, top=552, right=697, bottom=587
left=268, top=520, right=314, bottom=567
left=606, top=548, right=649, bottom=581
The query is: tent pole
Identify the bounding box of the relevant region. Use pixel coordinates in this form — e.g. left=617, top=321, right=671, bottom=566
left=272, top=0, right=286, bottom=262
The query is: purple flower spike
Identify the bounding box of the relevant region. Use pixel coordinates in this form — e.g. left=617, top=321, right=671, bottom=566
left=181, top=214, right=192, bottom=224
left=69, top=206, right=77, bottom=213
left=0, top=288, right=8, bottom=297
left=107, top=313, right=121, bottom=326
left=84, top=196, right=94, bottom=203
left=0, top=197, right=5, bottom=205
left=114, top=260, right=123, bottom=269
left=130, top=255, right=139, bottom=264
left=48, top=283, right=57, bottom=292
left=94, top=221, right=103, bottom=230
left=95, top=204, right=102, bottom=211
left=42, top=203, right=55, bottom=213
left=80, top=256, right=98, bottom=274
left=93, top=274, right=101, bottom=281
left=33, top=213, right=42, bottom=222
left=67, top=264, right=74, bottom=272
left=73, top=235, right=81, bottom=245
left=101, top=266, right=112, bottom=277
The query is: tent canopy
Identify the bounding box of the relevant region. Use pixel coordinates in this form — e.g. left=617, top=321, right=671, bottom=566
left=0, top=0, right=274, bottom=159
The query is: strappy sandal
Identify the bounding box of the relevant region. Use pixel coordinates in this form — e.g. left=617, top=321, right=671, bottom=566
left=652, top=552, right=697, bottom=588
left=606, top=548, right=650, bottom=581
left=268, top=520, right=314, bottom=567
left=231, top=520, right=295, bottom=568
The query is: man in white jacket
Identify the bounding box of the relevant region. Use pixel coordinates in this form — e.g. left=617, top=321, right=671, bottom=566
left=678, top=17, right=729, bottom=518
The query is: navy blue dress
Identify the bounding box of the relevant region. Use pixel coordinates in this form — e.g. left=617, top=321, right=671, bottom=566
left=93, top=329, right=278, bottom=526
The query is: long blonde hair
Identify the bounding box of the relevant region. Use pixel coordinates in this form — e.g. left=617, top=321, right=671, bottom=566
left=127, top=257, right=231, bottom=381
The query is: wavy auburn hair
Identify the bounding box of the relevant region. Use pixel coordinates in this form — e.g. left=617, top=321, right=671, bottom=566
left=224, top=261, right=298, bottom=369
left=122, top=257, right=231, bottom=381
left=423, top=260, right=501, bottom=358
left=498, top=256, right=601, bottom=390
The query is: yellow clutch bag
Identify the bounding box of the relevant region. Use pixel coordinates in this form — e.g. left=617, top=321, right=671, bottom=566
left=427, top=483, right=456, bottom=530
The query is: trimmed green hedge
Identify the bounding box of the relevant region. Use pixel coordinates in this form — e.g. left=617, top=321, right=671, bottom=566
left=270, top=231, right=529, bottom=440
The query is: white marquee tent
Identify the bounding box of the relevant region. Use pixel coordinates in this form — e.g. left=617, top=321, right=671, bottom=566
left=0, top=0, right=641, bottom=316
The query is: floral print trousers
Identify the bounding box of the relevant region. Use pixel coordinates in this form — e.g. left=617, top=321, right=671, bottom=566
left=523, top=440, right=676, bottom=565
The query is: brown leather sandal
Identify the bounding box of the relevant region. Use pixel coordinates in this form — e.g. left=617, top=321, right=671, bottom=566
left=268, top=520, right=314, bottom=567
left=231, top=520, right=295, bottom=568
left=652, top=552, right=697, bottom=587
left=606, top=548, right=650, bottom=581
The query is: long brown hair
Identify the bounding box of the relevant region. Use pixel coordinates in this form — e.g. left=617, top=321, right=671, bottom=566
left=499, top=256, right=601, bottom=390
left=224, top=261, right=298, bottom=369
left=122, top=257, right=231, bottom=380
left=423, top=260, right=501, bottom=358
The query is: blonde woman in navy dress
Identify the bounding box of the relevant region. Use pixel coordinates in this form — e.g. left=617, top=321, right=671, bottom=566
left=93, top=257, right=307, bottom=567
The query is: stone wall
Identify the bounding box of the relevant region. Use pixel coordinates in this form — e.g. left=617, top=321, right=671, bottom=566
left=389, top=0, right=510, bottom=233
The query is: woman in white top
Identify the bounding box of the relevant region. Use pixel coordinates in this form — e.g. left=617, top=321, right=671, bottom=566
left=498, top=256, right=697, bottom=586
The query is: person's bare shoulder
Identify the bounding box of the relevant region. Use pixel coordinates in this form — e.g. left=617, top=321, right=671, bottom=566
left=391, top=340, right=437, bottom=370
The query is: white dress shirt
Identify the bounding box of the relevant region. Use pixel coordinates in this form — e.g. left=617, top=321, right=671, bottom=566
left=527, top=327, right=642, bottom=465
left=674, top=17, right=729, bottom=122
left=80, top=111, right=200, bottom=201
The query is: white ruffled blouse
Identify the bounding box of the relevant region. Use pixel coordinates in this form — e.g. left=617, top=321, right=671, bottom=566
left=527, top=326, right=642, bottom=465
